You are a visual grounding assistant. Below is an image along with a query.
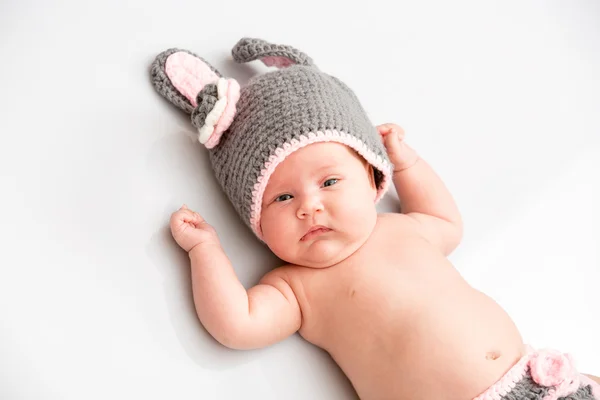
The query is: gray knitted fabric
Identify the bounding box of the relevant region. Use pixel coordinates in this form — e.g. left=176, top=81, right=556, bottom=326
left=150, top=48, right=222, bottom=115
left=232, top=37, right=315, bottom=66
left=494, top=372, right=596, bottom=399
left=150, top=38, right=393, bottom=238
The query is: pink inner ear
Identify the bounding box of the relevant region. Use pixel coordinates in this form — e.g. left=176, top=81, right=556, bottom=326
left=261, top=56, right=295, bottom=68
left=165, top=52, right=219, bottom=107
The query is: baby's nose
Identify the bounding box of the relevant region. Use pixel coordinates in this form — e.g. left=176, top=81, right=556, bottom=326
left=296, top=196, right=324, bottom=219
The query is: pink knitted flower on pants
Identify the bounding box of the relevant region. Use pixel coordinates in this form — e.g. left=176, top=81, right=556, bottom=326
left=530, top=349, right=580, bottom=400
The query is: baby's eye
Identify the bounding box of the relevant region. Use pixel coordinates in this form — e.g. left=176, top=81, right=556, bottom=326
left=275, top=194, right=293, bottom=202
left=323, top=178, right=338, bottom=187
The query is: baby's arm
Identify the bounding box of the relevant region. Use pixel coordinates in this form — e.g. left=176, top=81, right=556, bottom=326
left=378, top=124, right=463, bottom=255
left=170, top=206, right=301, bottom=350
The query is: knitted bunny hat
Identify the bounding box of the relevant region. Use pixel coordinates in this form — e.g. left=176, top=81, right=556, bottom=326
left=151, top=38, right=393, bottom=240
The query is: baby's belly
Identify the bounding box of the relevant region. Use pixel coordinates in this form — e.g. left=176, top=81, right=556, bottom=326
left=304, top=264, right=525, bottom=400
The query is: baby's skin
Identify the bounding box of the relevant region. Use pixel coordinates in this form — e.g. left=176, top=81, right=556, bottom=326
left=170, top=124, right=599, bottom=399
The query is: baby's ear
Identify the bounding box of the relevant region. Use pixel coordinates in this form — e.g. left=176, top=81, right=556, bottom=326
left=231, top=38, right=315, bottom=68
left=367, top=164, right=377, bottom=192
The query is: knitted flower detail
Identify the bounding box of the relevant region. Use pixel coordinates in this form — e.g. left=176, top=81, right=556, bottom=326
left=530, top=349, right=580, bottom=400
left=530, top=349, right=574, bottom=386
left=192, top=78, right=240, bottom=149
left=157, top=50, right=240, bottom=149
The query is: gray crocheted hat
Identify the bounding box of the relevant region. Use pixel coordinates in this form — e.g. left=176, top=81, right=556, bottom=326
left=150, top=38, right=393, bottom=239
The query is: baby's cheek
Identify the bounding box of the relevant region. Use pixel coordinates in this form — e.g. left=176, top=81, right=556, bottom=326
left=261, top=212, right=294, bottom=244
left=260, top=214, right=278, bottom=240
left=340, top=196, right=377, bottom=231
left=261, top=222, right=287, bottom=255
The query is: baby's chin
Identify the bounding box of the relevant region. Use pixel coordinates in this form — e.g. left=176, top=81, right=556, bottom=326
left=281, top=237, right=365, bottom=269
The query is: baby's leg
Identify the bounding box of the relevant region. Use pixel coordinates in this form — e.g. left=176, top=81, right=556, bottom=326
left=585, top=373, right=600, bottom=385
left=582, top=373, right=600, bottom=398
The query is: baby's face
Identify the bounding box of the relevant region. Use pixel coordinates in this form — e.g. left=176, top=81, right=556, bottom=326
left=260, top=142, right=378, bottom=268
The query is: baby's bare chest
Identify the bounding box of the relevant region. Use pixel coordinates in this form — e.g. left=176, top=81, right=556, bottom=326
left=294, top=232, right=460, bottom=348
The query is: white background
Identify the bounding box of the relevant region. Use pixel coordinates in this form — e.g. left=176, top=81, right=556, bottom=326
left=1, top=0, right=598, bottom=398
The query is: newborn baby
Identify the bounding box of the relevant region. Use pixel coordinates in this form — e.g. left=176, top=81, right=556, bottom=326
left=170, top=126, right=599, bottom=400
left=151, top=38, right=600, bottom=400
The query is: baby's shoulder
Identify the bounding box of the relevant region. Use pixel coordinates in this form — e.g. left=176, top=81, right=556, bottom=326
left=257, top=264, right=317, bottom=309
left=259, top=263, right=311, bottom=286
left=370, top=213, right=435, bottom=251
left=375, top=212, right=421, bottom=234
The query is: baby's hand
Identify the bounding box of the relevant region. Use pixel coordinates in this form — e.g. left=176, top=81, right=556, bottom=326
left=376, top=123, right=420, bottom=172
left=170, top=205, right=220, bottom=252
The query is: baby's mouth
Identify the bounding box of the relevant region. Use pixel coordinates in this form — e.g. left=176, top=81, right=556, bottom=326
left=301, top=226, right=332, bottom=241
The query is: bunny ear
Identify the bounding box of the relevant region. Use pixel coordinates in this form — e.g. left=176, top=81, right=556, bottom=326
left=231, top=38, right=315, bottom=68
left=151, top=48, right=240, bottom=148
left=151, top=48, right=223, bottom=114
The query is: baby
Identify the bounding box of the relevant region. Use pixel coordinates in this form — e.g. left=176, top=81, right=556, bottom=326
left=151, top=38, right=600, bottom=400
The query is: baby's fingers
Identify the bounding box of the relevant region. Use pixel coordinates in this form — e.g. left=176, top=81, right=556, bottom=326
left=170, top=206, right=200, bottom=226
left=178, top=205, right=203, bottom=217
left=376, top=123, right=395, bottom=136
left=376, top=123, right=400, bottom=135
left=377, top=123, right=405, bottom=139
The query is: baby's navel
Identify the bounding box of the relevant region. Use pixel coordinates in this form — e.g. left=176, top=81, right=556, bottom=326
left=485, top=351, right=501, bottom=361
